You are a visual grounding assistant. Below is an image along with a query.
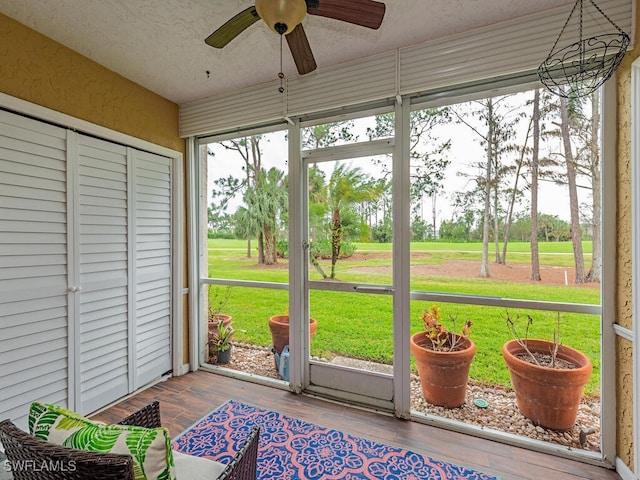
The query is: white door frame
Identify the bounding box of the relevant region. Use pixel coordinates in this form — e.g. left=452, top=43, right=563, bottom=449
left=293, top=121, right=397, bottom=410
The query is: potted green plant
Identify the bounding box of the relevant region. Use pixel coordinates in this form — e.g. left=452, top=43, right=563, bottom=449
left=208, top=286, right=232, bottom=334
left=502, top=313, right=592, bottom=431
left=409, top=305, right=475, bottom=408
left=208, top=319, right=235, bottom=364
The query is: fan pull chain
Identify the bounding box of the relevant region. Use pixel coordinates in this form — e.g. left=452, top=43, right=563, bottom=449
left=278, top=33, right=285, bottom=94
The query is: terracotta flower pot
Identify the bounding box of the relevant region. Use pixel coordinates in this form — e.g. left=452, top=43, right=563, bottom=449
left=410, top=331, right=476, bottom=408
left=209, top=313, right=232, bottom=332
left=269, top=315, right=318, bottom=369
left=207, top=314, right=233, bottom=362
left=502, top=339, right=593, bottom=431
left=208, top=314, right=232, bottom=344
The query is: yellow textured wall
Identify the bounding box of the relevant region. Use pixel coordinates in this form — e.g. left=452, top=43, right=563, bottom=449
left=615, top=0, right=639, bottom=468
left=0, top=13, right=190, bottom=365
left=618, top=337, right=635, bottom=467
left=0, top=13, right=183, bottom=153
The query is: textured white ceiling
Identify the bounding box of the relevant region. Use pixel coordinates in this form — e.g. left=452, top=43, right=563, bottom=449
left=0, top=0, right=574, bottom=104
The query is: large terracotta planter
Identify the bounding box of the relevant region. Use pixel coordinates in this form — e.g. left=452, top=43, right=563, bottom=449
left=502, top=339, right=592, bottom=431
left=268, top=315, right=318, bottom=362
left=410, top=331, right=476, bottom=408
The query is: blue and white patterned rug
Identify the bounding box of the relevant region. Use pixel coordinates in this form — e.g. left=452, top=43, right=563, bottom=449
left=173, top=399, right=500, bottom=480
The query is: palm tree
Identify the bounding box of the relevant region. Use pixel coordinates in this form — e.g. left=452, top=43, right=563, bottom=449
left=233, top=206, right=259, bottom=258
left=308, top=165, right=327, bottom=243
left=326, top=163, right=379, bottom=278
left=244, top=167, right=287, bottom=265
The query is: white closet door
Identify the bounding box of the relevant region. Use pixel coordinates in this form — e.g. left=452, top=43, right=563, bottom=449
left=75, top=134, right=129, bottom=414
left=132, top=149, right=172, bottom=388
left=0, top=111, right=175, bottom=423
left=0, top=110, right=69, bottom=429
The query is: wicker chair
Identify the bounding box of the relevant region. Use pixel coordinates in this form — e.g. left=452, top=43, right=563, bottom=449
left=213, top=424, right=259, bottom=480
left=0, top=401, right=260, bottom=480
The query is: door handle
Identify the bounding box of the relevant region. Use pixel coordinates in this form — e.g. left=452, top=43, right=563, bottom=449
left=352, top=286, right=394, bottom=294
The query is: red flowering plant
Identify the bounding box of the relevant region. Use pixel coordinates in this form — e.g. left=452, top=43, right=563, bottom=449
left=421, top=305, right=472, bottom=352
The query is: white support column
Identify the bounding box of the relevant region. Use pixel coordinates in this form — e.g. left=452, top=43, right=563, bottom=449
left=186, top=138, right=201, bottom=372
left=171, top=151, right=184, bottom=376
left=288, top=119, right=305, bottom=393
left=599, top=74, right=619, bottom=469
left=393, top=98, right=412, bottom=419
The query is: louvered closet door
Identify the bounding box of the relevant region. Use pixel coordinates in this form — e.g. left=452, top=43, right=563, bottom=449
left=75, top=134, right=129, bottom=414
left=132, top=150, right=172, bottom=389
left=0, top=110, right=69, bottom=430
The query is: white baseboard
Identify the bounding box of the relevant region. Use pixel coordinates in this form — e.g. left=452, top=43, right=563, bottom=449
left=616, top=457, right=635, bottom=480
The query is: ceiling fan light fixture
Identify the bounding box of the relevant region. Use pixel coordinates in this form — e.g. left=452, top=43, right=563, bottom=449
left=205, top=0, right=386, bottom=76
left=255, top=0, right=307, bottom=35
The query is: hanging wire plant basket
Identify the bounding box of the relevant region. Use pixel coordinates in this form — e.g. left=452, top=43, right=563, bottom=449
left=537, top=0, right=630, bottom=98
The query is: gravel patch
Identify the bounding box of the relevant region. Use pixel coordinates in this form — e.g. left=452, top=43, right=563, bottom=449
left=210, top=342, right=601, bottom=452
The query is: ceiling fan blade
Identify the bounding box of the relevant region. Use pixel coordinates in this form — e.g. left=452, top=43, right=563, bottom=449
left=286, top=24, right=317, bottom=75
left=308, top=0, right=386, bottom=29
left=205, top=6, right=260, bottom=48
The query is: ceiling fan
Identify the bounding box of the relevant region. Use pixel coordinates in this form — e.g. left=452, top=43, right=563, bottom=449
left=205, top=0, right=386, bottom=75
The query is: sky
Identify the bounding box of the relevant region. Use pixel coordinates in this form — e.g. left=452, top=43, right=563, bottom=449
left=206, top=97, right=580, bottom=229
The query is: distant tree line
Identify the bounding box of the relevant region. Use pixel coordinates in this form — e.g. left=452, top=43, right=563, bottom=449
left=207, top=86, right=601, bottom=284
left=437, top=213, right=584, bottom=243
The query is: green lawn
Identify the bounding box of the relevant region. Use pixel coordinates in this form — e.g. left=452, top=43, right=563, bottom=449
left=207, top=238, right=601, bottom=396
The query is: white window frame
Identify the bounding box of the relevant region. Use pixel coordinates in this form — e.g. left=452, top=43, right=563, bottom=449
left=187, top=78, right=617, bottom=466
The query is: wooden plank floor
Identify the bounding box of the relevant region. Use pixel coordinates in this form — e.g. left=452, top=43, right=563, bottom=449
left=93, top=371, right=620, bottom=480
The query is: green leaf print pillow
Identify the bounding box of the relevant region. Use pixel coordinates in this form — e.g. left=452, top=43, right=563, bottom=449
left=29, top=402, right=176, bottom=480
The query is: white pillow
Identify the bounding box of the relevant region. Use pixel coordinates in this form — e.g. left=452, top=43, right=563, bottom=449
left=173, top=451, right=226, bottom=480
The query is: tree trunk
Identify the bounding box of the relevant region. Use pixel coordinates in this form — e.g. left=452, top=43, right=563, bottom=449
left=257, top=231, right=265, bottom=265
left=480, top=166, right=491, bottom=277
left=586, top=91, right=601, bottom=282
left=493, top=181, right=502, bottom=264
left=560, top=96, right=586, bottom=284
left=431, top=195, right=437, bottom=240
left=480, top=102, right=493, bottom=278
left=262, top=224, right=276, bottom=265
left=502, top=118, right=531, bottom=265
left=500, top=184, right=514, bottom=264
left=330, top=209, right=342, bottom=279
left=530, top=90, right=542, bottom=281
left=246, top=238, right=252, bottom=258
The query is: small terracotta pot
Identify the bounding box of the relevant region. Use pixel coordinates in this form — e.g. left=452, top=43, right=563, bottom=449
left=502, top=339, right=592, bottom=431
left=208, top=313, right=232, bottom=333
left=410, top=331, right=476, bottom=408
left=207, top=314, right=233, bottom=361
left=269, top=315, right=318, bottom=369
